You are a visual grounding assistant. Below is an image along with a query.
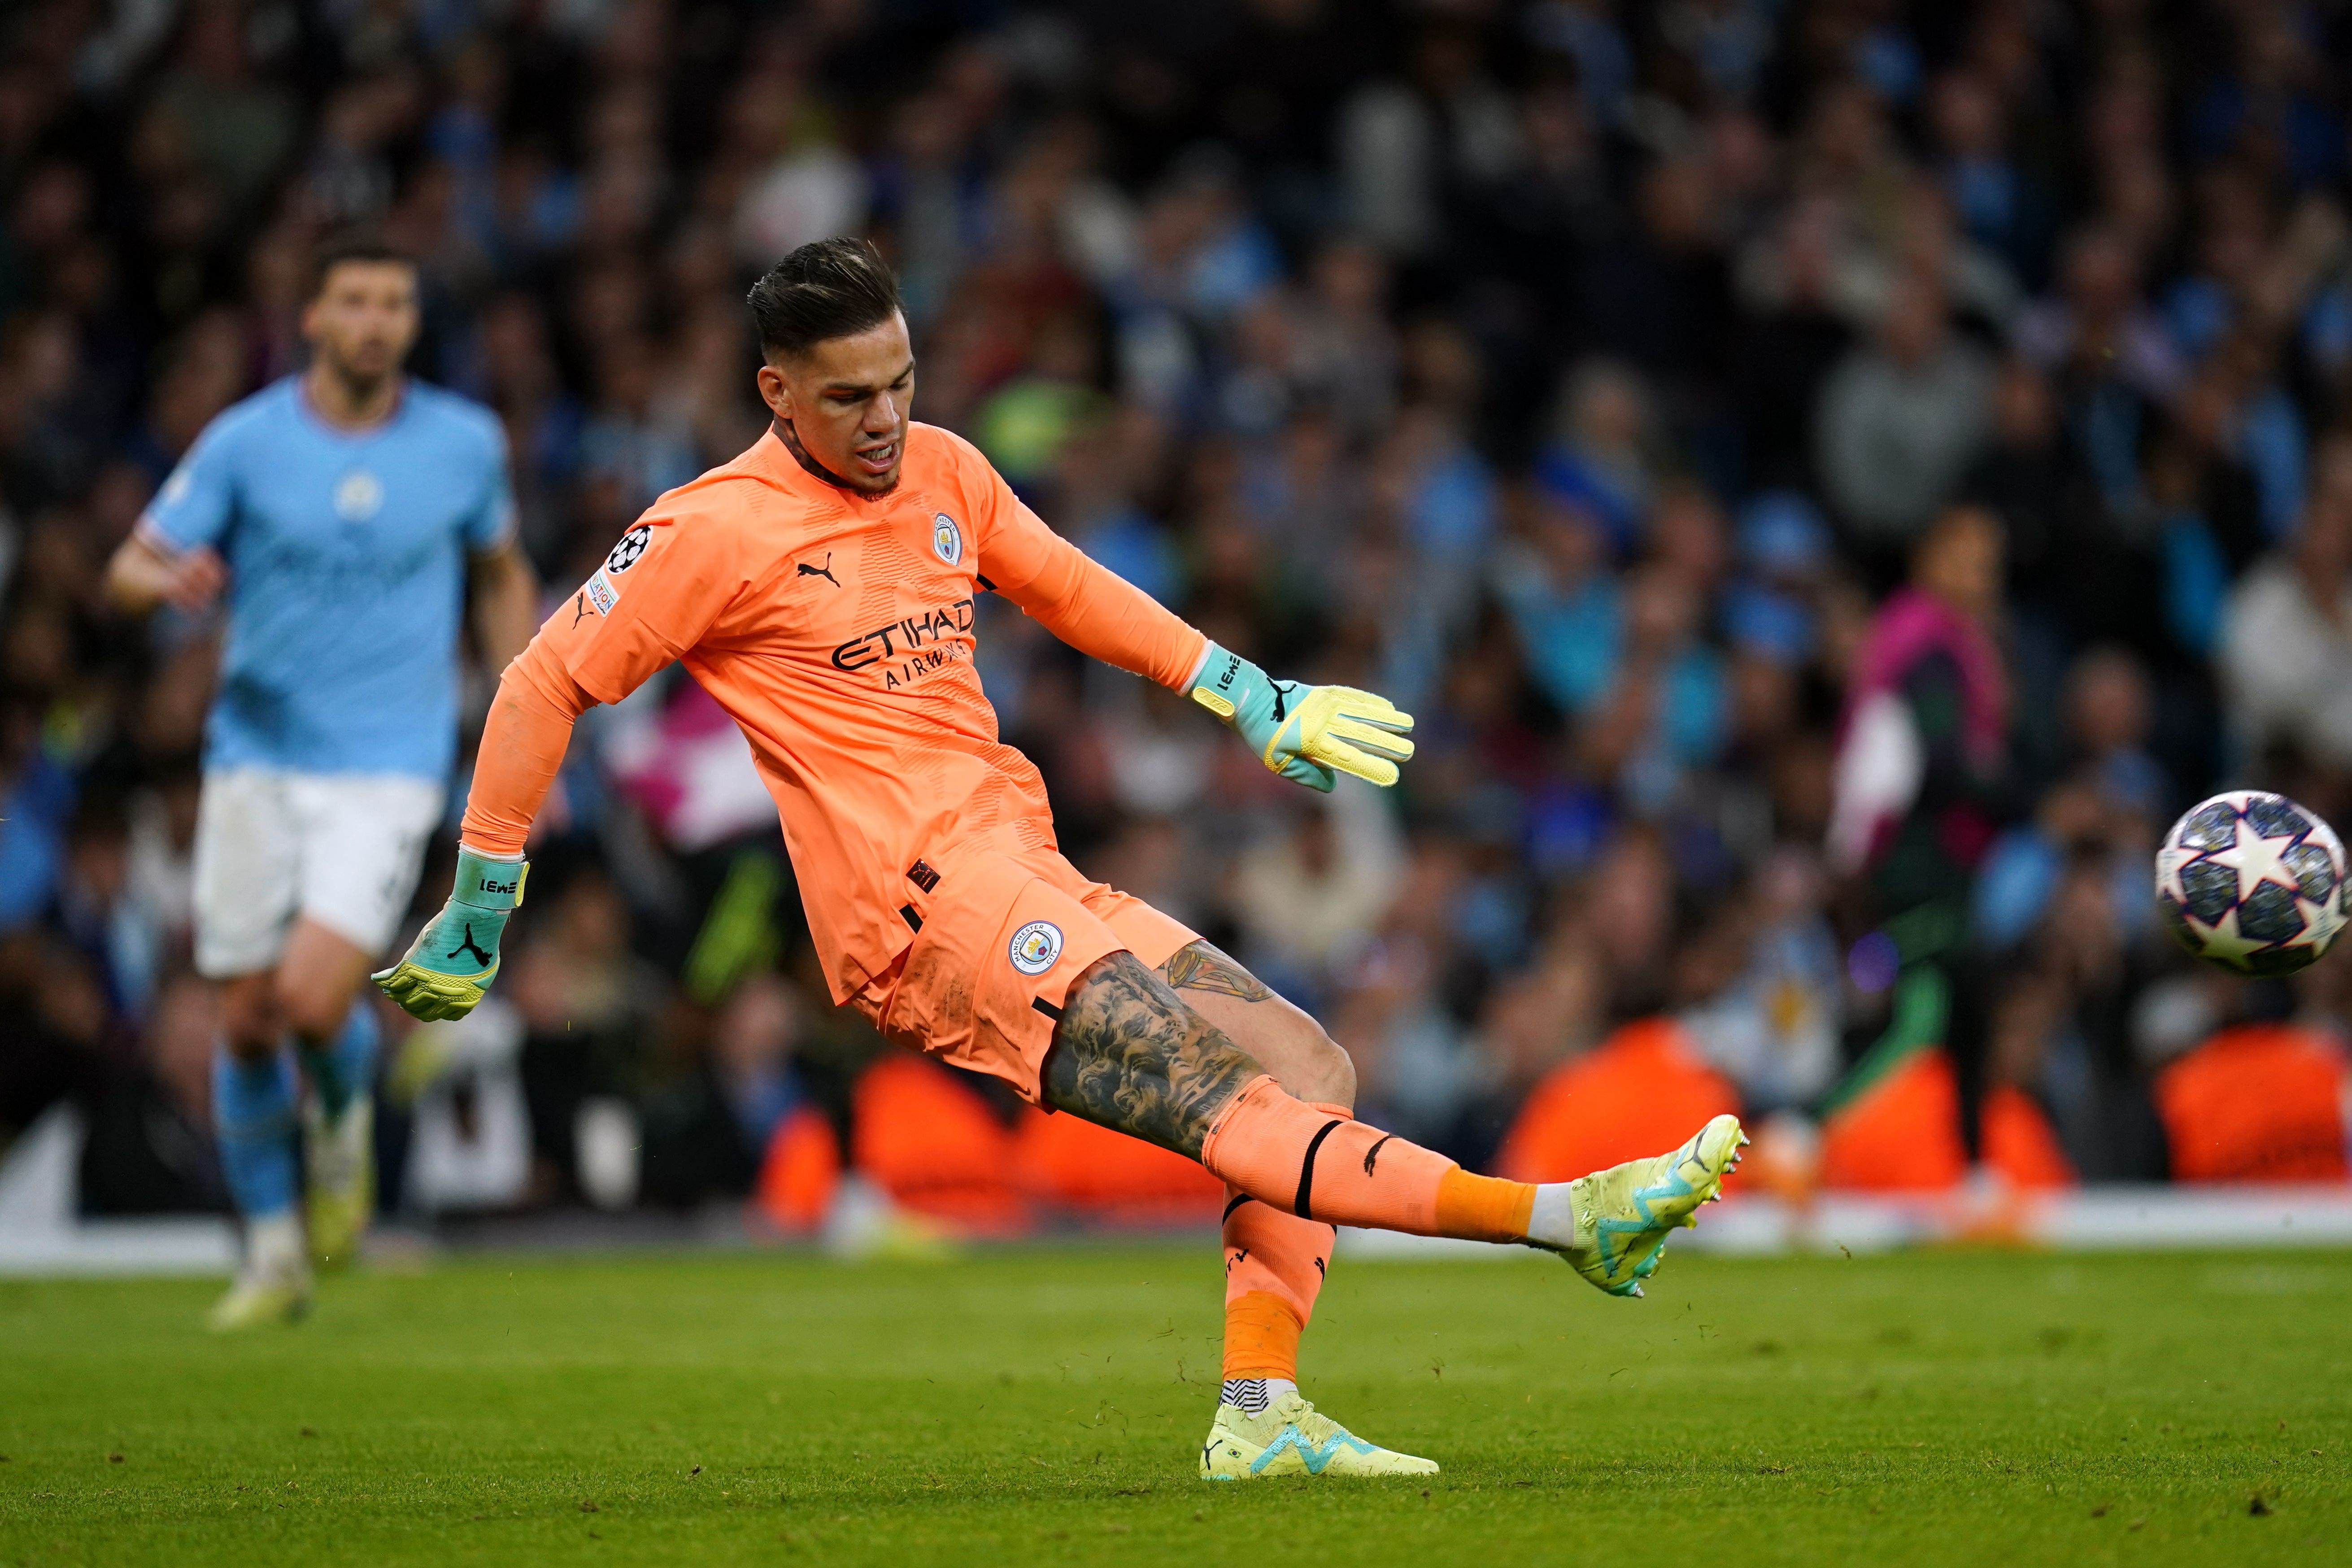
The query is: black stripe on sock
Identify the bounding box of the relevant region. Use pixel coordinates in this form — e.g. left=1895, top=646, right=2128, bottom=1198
left=1221, top=1192, right=1253, bottom=1223
left=1293, top=1119, right=1344, bottom=1222
left=1031, top=996, right=1063, bottom=1021
left=899, top=904, right=922, bottom=932
left=976, top=574, right=996, bottom=592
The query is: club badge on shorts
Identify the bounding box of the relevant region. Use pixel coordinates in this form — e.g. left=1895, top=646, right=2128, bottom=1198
left=932, top=513, right=963, bottom=565
left=1008, top=919, right=1063, bottom=976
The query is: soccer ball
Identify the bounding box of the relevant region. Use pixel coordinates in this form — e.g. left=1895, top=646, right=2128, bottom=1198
left=2154, top=791, right=2348, bottom=976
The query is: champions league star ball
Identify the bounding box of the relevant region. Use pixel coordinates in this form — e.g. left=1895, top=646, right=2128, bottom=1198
left=2154, top=791, right=2349, bottom=976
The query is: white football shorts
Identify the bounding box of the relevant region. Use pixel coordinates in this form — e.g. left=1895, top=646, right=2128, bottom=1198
left=193, top=768, right=445, bottom=978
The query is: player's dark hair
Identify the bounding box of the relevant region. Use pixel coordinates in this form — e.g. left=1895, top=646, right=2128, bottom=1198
left=309, top=232, right=416, bottom=299
left=745, top=237, right=902, bottom=360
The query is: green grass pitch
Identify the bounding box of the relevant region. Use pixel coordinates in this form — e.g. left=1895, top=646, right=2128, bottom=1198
left=3, top=1245, right=2349, bottom=1565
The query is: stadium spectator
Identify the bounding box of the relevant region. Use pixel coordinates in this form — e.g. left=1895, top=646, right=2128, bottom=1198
left=2220, top=437, right=2352, bottom=766
left=1815, top=275, right=1997, bottom=571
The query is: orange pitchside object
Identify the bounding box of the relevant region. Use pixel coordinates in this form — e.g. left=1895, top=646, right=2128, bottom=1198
left=1816, top=1047, right=2073, bottom=1193
left=849, top=1053, right=1029, bottom=1232
left=1494, top=1018, right=1741, bottom=1185
left=753, top=1106, right=841, bottom=1232
left=2155, top=1024, right=2351, bottom=1184
left=1015, top=1103, right=1224, bottom=1223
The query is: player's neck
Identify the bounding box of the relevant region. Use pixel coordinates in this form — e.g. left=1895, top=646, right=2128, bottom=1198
left=773, top=416, right=895, bottom=498
left=303, top=363, right=404, bottom=432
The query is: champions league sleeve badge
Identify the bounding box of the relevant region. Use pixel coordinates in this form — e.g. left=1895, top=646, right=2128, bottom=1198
left=579, top=523, right=652, bottom=618
left=605, top=524, right=652, bottom=573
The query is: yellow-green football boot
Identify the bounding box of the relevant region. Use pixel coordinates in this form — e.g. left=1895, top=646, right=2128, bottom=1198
left=1542, top=1113, right=1747, bottom=1297
left=1199, top=1390, right=1438, bottom=1480
left=303, top=1097, right=374, bottom=1271
left=205, top=1273, right=313, bottom=1331
left=205, top=1216, right=313, bottom=1331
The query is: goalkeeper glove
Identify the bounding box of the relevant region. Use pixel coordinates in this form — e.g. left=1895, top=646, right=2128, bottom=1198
left=1186, top=641, right=1415, bottom=791
left=373, top=848, right=527, bottom=1022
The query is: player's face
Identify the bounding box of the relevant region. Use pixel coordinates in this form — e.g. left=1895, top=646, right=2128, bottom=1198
left=303, top=261, right=420, bottom=388
left=759, top=313, right=915, bottom=494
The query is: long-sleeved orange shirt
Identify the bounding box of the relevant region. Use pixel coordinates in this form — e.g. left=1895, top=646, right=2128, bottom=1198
left=462, top=422, right=1206, bottom=1004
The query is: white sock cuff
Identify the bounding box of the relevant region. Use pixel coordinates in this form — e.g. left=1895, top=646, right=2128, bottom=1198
left=1220, top=1376, right=1298, bottom=1416
left=1527, top=1183, right=1577, bottom=1250
left=245, top=1213, right=306, bottom=1278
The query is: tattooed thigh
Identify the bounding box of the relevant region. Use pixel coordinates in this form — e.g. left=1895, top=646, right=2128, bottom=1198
left=1158, top=938, right=1274, bottom=1002
left=1042, top=951, right=1265, bottom=1159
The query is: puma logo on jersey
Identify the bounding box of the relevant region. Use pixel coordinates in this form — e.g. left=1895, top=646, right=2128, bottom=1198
left=797, top=553, right=841, bottom=588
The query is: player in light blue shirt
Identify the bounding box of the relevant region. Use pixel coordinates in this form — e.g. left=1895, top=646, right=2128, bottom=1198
left=106, top=237, right=538, bottom=1328
left=142, top=364, right=515, bottom=778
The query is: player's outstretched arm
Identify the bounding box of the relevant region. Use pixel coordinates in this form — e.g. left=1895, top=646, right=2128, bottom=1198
left=980, top=502, right=1412, bottom=791
left=1184, top=643, right=1415, bottom=793
left=375, top=638, right=590, bottom=1021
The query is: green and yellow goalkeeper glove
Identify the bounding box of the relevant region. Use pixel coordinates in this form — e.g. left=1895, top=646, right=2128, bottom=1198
left=1186, top=641, right=1415, bottom=791
left=373, top=848, right=527, bottom=1021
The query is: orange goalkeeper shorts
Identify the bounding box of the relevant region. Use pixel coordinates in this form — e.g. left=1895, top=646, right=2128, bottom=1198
left=850, top=846, right=1198, bottom=1104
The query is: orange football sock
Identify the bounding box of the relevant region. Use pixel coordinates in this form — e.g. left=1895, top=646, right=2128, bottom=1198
left=1222, top=1290, right=1304, bottom=1381
left=1200, top=1076, right=1460, bottom=1235
left=1220, top=1154, right=1337, bottom=1382
left=1434, top=1167, right=1536, bottom=1244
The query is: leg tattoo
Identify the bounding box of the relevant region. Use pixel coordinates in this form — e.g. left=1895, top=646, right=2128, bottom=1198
left=1044, top=952, right=1265, bottom=1158
left=1159, top=939, right=1275, bottom=1003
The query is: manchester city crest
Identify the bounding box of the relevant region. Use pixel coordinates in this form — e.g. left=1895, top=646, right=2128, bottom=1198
left=1008, top=919, right=1063, bottom=976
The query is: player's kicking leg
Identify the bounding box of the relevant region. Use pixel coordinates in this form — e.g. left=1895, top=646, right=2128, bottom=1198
left=1152, top=940, right=1433, bottom=1478
left=1046, top=951, right=1745, bottom=1476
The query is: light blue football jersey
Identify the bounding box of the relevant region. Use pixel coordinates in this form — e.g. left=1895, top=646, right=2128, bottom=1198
left=142, top=377, right=515, bottom=780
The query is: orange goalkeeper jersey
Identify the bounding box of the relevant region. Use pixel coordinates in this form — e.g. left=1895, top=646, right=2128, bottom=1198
left=502, top=422, right=1205, bottom=1004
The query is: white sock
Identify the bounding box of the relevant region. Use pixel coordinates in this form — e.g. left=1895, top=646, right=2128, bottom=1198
left=245, top=1213, right=307, bottom=1282
left=1526, top=1183, right=1577, bottom=1249
left=1220, top=1377, right=1298, bottom=1415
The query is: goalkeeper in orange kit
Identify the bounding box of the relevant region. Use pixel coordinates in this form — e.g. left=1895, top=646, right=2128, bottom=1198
left=376, top=238, right=1744, bottom=1479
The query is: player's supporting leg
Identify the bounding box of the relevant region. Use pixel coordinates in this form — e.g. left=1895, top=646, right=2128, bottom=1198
left=207, top=978, right=310, bottom=1331
left=195, top=771, right=315, bottom=1328
left=274, top=919, right=381, bottom=1271
left=1156, top=943, right=1338, bottom=1400
left=1047, top=954, right=1744, bottom=1295
left=1151, top=942, right=1430, bottom=1477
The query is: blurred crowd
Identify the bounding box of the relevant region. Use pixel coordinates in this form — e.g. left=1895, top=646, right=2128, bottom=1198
left=8, top=0, right=2352, bottom=1229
